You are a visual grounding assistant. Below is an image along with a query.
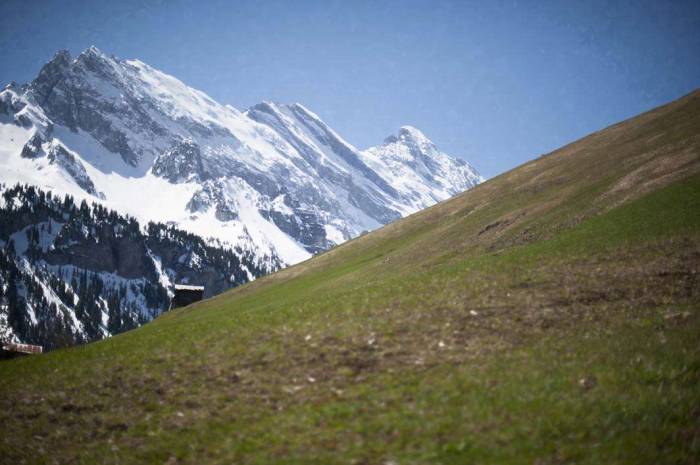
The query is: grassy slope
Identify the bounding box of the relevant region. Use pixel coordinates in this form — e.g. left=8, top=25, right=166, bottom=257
left=1, top=90, right=699, bottom=465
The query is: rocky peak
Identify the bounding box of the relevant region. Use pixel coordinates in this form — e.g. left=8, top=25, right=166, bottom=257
left=30, top=49, right=72, bottom=104
left=289, top=102, right=317, bottom=120
left=377, top=126, right=438, bottom=161
left=360, top=125, right=483, bottom=213
left=250, top=101, right=275, bottom=112
left=247, top=101, right=284, bottom=120
left=82, top=45, right=104, bottom=57
left=381, top=126, right=434, bottom=148
left=50, top=49, right=72, bottom=66
left=74, top=46, right=112, bottom=70
left=4, top=81, right=19, bottom=91
left=382, top=134, right=399, bottom=144
left=397, top=126, right=434, bottom=148
left=152, top=138, right=207, bottom=183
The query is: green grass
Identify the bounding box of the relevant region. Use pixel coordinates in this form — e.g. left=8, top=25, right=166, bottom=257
left=503, top=171, right=700, bottom=261
left=1, top=90, right=699, bottom=464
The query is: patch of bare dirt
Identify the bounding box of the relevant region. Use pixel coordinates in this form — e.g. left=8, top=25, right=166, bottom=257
left=600, top=142, right=700, bottom=209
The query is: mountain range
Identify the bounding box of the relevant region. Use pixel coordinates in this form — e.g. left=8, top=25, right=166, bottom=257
left=0, top=46, right=482, bottom=347
left=0, top=46, right=481, bottom=265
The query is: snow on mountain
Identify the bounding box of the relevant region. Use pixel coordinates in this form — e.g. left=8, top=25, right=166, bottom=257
left=360, top=126, right=484, bottom=213
left=0, top=46, right=483, bottom=271
left=0, top=184, right=267, bottom=349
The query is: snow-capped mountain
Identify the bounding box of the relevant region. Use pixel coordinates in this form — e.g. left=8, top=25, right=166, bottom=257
left=0, top=46, right=482, bottom=271
left=361, top=126, right=483, bottom=211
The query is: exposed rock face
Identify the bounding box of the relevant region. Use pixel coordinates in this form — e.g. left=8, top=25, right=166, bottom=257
left=0, top=83, right=24, bottom=115
left=153, top=139, right=207, bottom=183
left=29, top=48, right=158, bottom=166
left=29, top=49, right=72, bottom=105
left=20, top=132, right=44, bottom=159
left=44, top=219, right=154, bottom=279
left=259, top=195, right=332, bottom=254
left=46, top=143, right=103, bottom=198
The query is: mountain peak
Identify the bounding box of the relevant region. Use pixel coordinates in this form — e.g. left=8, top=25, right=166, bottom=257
left=39, top=49, right=72, bottom=73
left=75, top=46, right=113, bottom=67
left=80, top=45, right=105, bottom=58
left=40, top=47, right=106, bottom=73
left=362, top=123, right=482, bottom=213
left=30, top=49, right=73, bottom=102
left=381, top=125, right=434, bottom=148
left=398, top=125, right=426, bottom=139
left=251, top=100, right=284, bottom=113
left=398, top=125, right=433, bottom=145
left=52, top=49, right=72, bottom=64
left=289, top=102, right=315, bottom=116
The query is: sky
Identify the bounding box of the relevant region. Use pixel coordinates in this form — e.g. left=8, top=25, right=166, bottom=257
left=1, top=0, right=699, bottom=178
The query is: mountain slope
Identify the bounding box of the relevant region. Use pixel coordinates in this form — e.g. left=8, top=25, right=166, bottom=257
left=0, top=47, right=482, bottom=267
left=1, top=90, right=698, bottom=464
left=0, top=184, right=266, bottom=348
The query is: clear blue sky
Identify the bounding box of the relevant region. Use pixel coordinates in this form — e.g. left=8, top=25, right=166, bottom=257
left=1, top=0, right=699, bottom=178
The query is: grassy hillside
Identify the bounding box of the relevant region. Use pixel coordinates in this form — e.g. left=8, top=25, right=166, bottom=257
left=1, top=90, right=699, bottom=465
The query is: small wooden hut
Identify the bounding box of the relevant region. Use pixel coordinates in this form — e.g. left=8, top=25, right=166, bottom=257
left=1, top=342, right=43, bottom=359
left=171, top=284, right=205, bottom=309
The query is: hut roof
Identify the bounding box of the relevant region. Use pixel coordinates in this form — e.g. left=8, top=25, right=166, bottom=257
left=174, top=284, right=204, bottom=291
left=3, top=343, right=43, bottom=354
